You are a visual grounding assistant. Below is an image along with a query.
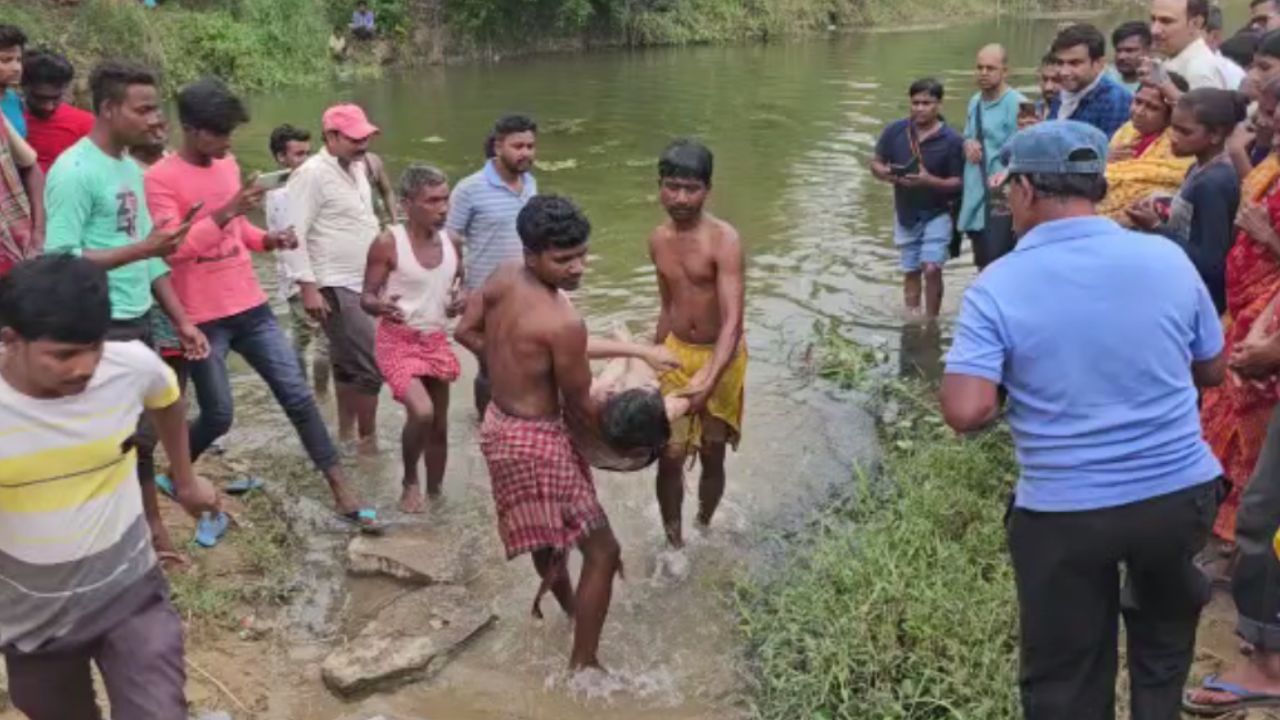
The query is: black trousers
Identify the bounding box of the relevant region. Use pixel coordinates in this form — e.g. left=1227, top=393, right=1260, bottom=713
left=1234, top=404, right=1280, bottom=651
left=1008, top=480, right=1218, bottom=720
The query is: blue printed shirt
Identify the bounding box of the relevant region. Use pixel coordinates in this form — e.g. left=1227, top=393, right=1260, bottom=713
left=1049, top=75, right=1133, bottom=139
left=945, top=216, right=1224, bottom=512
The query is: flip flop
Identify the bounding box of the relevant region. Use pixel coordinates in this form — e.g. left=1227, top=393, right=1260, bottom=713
left=336, top=508, right=384, bottom=535
left=154, top=474, right=176, bottom=499
left=224, top=476, right=265, bottom=496
left=193, top=512, right=230, bottom=548
left=1184, top=674, right=1280, bottom=716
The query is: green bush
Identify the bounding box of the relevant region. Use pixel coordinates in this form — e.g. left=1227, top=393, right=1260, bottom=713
left=736, top=327, right=1021, bottom=719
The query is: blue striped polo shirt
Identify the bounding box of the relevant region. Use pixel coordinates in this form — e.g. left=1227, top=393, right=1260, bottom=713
left=446, top=160, right=537, bottom=290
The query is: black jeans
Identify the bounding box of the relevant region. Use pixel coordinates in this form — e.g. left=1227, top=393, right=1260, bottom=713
left=1234, top=404, right=1280, bottom=651
left=1008, top=481, right=1218, bottom=720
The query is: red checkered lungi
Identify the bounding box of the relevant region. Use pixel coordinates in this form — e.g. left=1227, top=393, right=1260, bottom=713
left=374, top=321, right=461, bottom=403
left=479, top=405, right=608, bottom=559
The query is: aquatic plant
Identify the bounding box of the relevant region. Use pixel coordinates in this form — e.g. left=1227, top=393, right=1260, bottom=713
left=736, top=325, right=1020, bottom=719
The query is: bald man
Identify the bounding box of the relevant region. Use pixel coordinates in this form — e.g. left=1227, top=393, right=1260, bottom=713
left=958, top=44, right=1026, bottom=269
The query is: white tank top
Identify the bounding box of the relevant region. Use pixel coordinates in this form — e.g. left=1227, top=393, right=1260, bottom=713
left=385, top=225, right=457, bottom=332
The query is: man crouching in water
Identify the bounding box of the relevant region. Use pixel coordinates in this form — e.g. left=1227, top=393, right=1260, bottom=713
left=455, top=194, right=623, bottom=670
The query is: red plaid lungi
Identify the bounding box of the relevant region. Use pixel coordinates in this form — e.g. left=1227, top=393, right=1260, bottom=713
left=374, top=321, right=461, bottom=403
left=479, top=405, right=608, bottom=559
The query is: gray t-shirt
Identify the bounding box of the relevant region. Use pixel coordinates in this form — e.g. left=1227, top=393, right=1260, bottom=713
left=445, top=160, right=537, bottom=290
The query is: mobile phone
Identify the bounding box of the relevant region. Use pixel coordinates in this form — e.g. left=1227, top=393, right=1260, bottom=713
left=253, top=169, right=291, bottom=191
left=1148, top=60, right=1169, bottom=87
left=1017, top=101, right=1037, bottom=116
left=890, top=157, right=920, bottom=177
left=180, top=201, right=205, bottom=225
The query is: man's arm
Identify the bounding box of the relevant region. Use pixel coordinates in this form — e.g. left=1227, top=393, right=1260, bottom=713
left=20, top=163, right=44, bottom=252
left=374, top=162, right=398, bottom=223
left=553, top=316, right=602, bottom=430
left=47, top=168, right=191, bottom=268
left=147, top=400, right=219, bottom=517
left=939, top=374, right=1001, bottom=432
left=650, top=231, right=673, bottom=344
left=681, top=229, right=745, bottom=410
left=870, top=126, right=898, bottom=183
left=940, top=284, right=1008, bottom=432
left=359, top=231, right=401, bottom=321
left=454, top=280, right=487, bottom=357
left=1193, top=353, right=1228, bottom=387
left=152, top=273, right=209, bottom=360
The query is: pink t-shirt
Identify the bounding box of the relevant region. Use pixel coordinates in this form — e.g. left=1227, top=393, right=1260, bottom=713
left=143, top=153, right=267, bottom=325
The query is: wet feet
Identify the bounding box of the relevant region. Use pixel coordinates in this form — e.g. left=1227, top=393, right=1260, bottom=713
left=653, top=547, right=690, bottom=584
left=357, top=434, right=380, bottom=456
left=399, top=483, right=426, bottom=514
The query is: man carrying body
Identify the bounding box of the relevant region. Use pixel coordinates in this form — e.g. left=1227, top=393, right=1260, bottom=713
left=266, top=123, right=330, bottom=394
left=1151, top=0, right=1230, bottom=90
left=362, top=165, right=464, bottom=514
left=0, top=255, right=219, bottom=720
left=447, top=114, right=538, bottom=415
left=871, top=79, right=965, bottom=318
left=287, top=104, right=384, bottom=451
left=144, top=78, right=378, bottom=530
left=455, top=195, right=626, bottom=670
left=648, top=139, right=747, bottom=551
left=22, top=49, right=93, bottom=174
left=44, top=60, right=208, bottom=565
left=959, top=44, right=1025, bottom=270
left=1049, top=24, right=1134, bottom=138
left=1107, top=21, right=1153, bottom=93
left=941, top=120, right=1226, bottom=719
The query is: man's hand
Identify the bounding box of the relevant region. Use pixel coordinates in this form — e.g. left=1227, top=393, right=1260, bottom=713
left=368, top=294, right=404, bottom=323
left=963, top=139, right=983, bottom=165
left=676, top=365, right=716, bottom=413
left=175, top=475, right=221, bottom=519
left=664, top=394, right=691, bottom=421
left=140, top=218, right=195, bottom=258
left=177, top=323, right=210, bottom=360
left=263, top=227, right=299, bottom=251
left=1231, top=335, right=1280, bottom=379
left=213, top=181, right=267, bottom=227
left=446, top=283, right=467, bottom=318
left=300, top=283, right=331, bottom=323
left=643, top=345, right=681, bottom=373
left=1239, top=202, right=1279, bottom=249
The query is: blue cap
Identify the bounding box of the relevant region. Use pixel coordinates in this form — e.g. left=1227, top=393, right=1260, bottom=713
left=999, top=120, right=1109, bottom=176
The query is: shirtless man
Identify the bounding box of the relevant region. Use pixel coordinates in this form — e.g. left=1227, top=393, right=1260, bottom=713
left=649, top=139, right=747, bottom=550
left=457, top=194, right=665, bottom=670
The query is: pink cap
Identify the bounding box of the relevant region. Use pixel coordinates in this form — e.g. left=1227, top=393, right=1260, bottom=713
left=322, top=103, right=379, bottom=140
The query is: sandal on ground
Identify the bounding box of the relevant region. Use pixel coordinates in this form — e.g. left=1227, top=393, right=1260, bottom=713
left=224, top=476, right=265, bottom=496
left=1184, top=674, right=1280, bottom=716
left=194, top=512, right=230, bottom=548
left=335, top=508, right=384, bottom=535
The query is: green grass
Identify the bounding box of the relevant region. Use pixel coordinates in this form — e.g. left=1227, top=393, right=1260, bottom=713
left=735, top=323, right=1021, bottom=719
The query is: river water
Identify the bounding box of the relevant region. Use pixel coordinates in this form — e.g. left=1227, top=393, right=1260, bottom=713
left=205, top=5, right=1249, bottom=719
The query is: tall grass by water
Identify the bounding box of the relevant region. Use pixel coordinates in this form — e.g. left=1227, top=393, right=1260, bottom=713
left=736, top=324, right=1021, bottom=719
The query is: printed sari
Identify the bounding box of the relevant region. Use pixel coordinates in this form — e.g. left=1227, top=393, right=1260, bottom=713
left=1202, top=153, right=1280, bottom=542
left=1097, top=121, right=1193, bottom=223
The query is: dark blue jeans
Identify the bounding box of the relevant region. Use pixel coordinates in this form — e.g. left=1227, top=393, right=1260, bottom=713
left=188, top=303, right=340, bottom=471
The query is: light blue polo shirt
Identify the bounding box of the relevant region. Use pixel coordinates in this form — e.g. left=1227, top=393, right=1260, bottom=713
left=945, top=216, right=1224, bottom=512
left=446, top=160, right=537, bottom=290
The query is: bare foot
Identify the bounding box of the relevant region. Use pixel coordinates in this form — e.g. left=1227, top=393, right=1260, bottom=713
left=399, top=484, right=426, bottom=514
left=358, top=435, right=380, bottom=456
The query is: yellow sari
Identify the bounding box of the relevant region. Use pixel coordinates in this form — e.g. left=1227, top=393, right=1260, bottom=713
left=1097, top=121, right=1194, bottom=222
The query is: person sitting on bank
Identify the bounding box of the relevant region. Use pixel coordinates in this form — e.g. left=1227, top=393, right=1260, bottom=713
left=350, top=1, right=375, bottom=41
left=1049, top=23, right=1135, bottom=138
left=870, top=78, right=964, bottom=319
left=1097, top=72, right=1193, bottom=223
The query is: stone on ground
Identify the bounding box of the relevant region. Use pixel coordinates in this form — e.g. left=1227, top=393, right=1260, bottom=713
left=346, top=526, right=476, bottom=584
left=321, top=585, right=495, bottom=696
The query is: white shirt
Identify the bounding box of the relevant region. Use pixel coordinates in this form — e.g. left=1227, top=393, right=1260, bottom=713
left=1166, top=37, right=1230, bottom=90
left=285, top=148, right=380, bottom=293
left=1214, top=51, right=1247, bottom=90
left=265, top=186, right=300, bottom=300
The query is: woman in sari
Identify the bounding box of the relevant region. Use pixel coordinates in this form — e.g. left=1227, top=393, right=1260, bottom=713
left=1202, top=78, right=1280, bottom=547
left=1098, top=74, right=1193, bottom=222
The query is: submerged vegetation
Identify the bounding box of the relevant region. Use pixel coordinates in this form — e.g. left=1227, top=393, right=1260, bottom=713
left=11, top=0, right=1120, bottom=92
left=736, top=323, right=1020, bottom=719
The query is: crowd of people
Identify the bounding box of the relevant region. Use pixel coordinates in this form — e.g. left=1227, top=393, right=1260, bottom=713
left=917, top=0, right=1280, bottom=717
left=0, top=11, right=749, bottom=715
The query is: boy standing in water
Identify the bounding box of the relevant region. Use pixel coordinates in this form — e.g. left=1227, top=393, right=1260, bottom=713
left=362, top=165, right=463, bottom=514
left=455, top=195, right=623, bottom=670
left=648, top=139, right=747, bottom=550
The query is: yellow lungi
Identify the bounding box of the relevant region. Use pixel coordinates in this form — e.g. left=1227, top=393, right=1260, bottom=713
left=658, top=334, right=747, bottom=455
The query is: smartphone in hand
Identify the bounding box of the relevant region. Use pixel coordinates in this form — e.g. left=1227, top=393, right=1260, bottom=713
left=254, top=170, right=291, bottom=191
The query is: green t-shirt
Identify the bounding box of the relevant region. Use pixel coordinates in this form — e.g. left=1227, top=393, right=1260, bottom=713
left=44, top=138, right=167, bottom=321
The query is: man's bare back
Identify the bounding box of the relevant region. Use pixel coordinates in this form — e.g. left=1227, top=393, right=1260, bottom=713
left=466, top=264, right=587, bottom=420
left=650, top=212, right=744, bottom=346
